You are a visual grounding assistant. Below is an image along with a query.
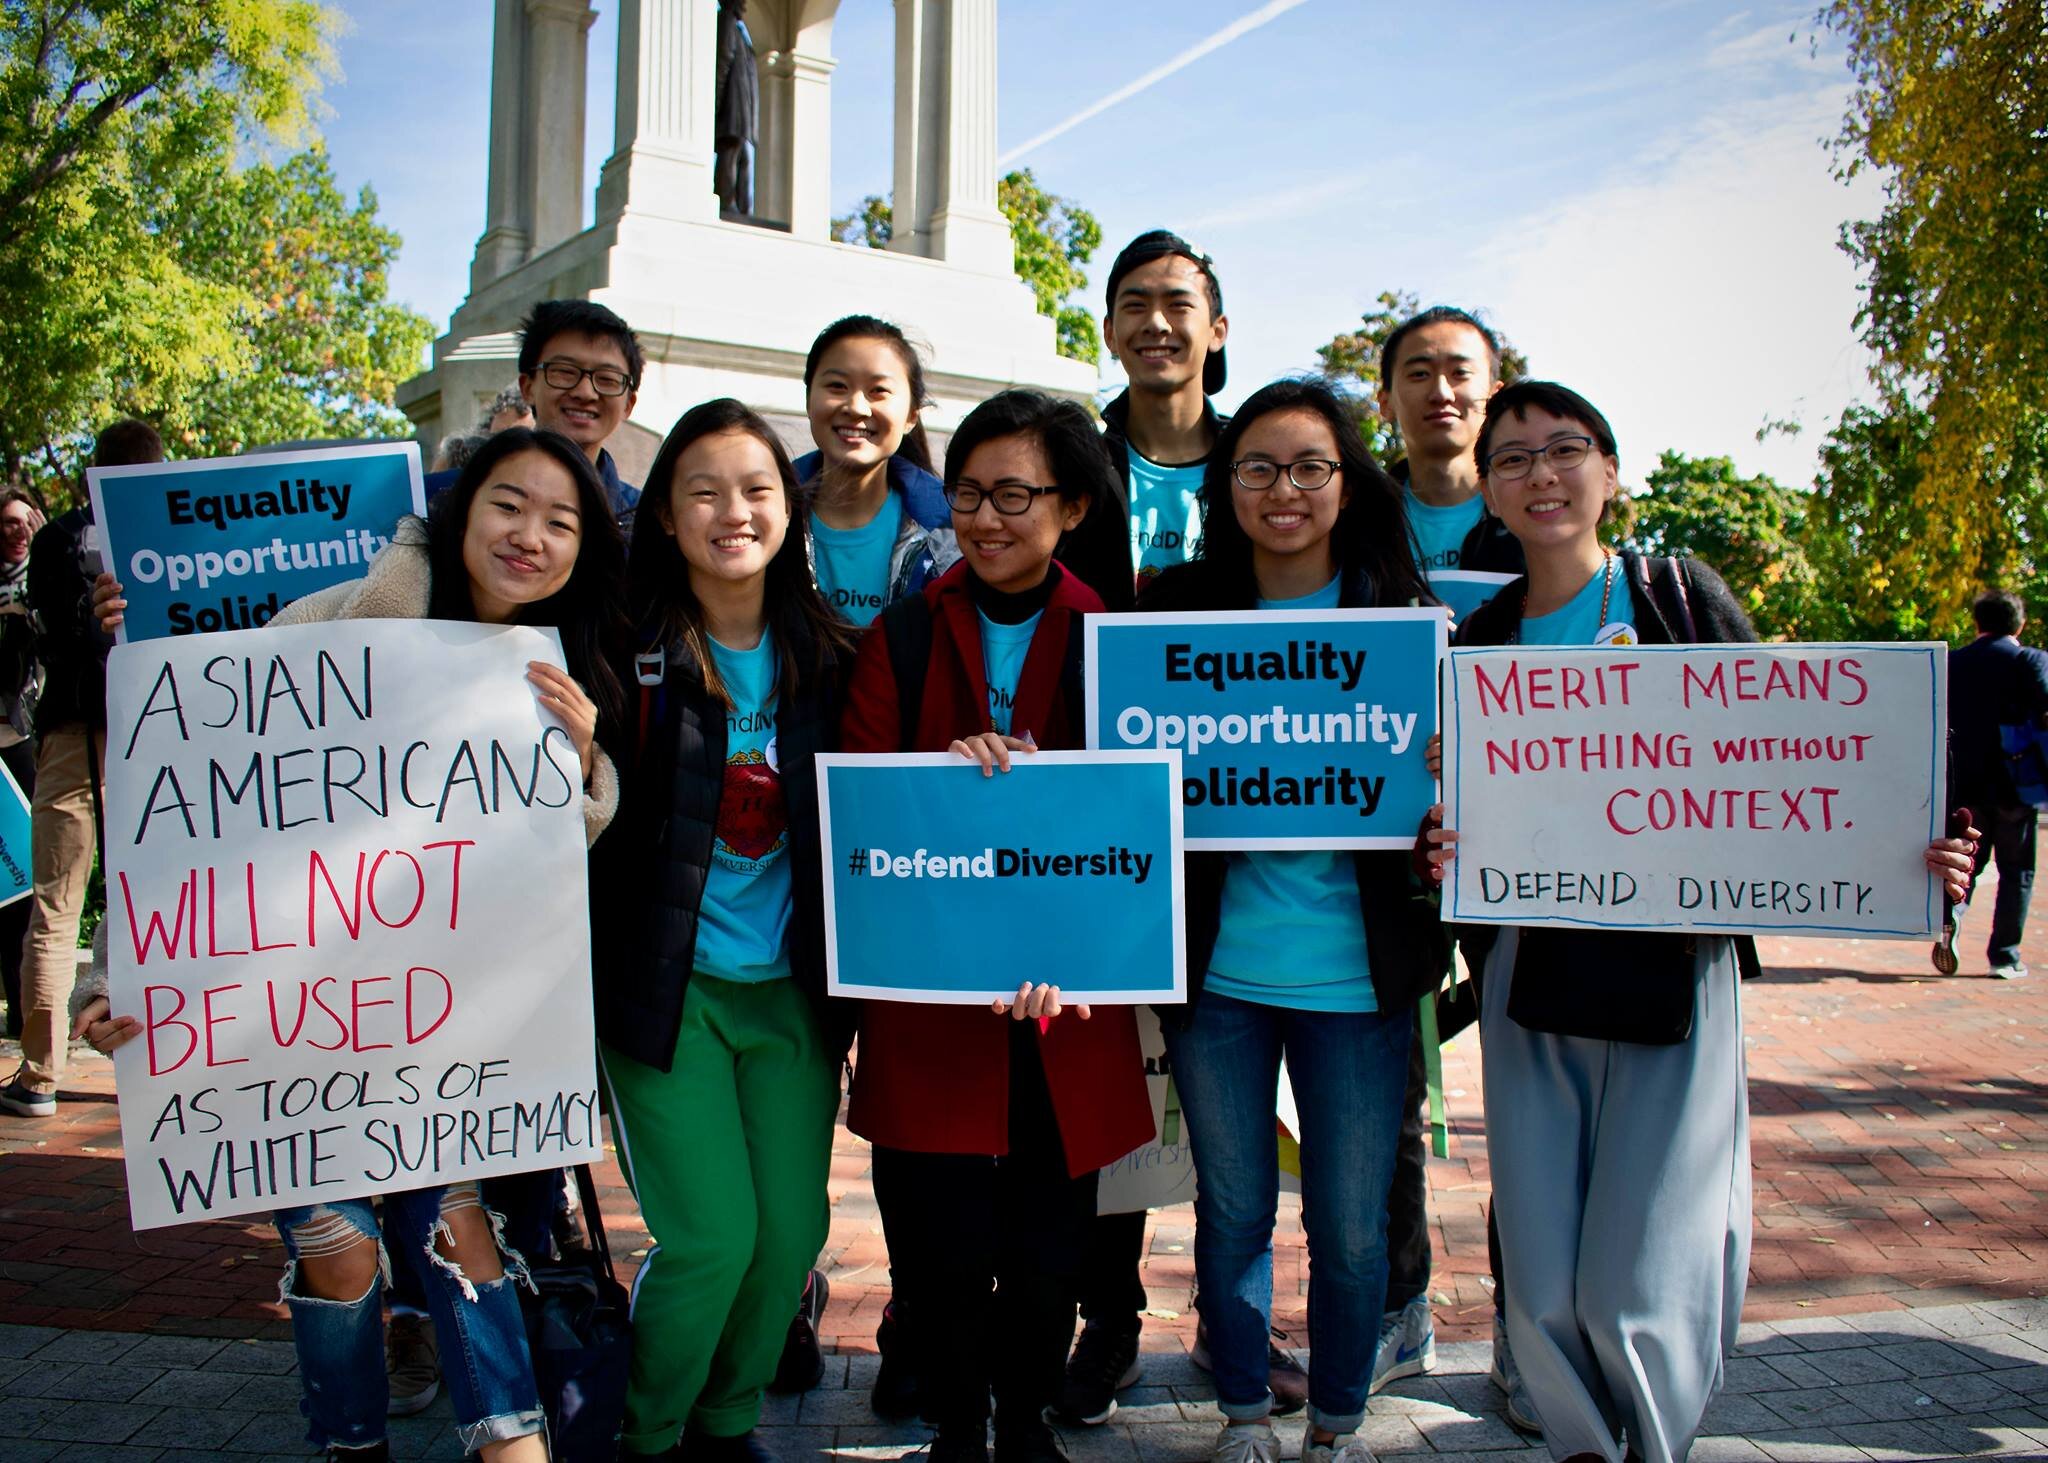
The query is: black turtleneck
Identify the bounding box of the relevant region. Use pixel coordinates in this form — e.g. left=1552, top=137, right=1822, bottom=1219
left=965, top=560, right=1063, bottom=625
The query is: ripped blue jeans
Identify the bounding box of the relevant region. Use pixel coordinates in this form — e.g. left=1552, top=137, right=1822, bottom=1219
left=275, top=1182, right=544, bottom=1454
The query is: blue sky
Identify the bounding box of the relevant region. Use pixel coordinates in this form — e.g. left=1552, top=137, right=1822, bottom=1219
left=320, top=1, right=1876, bottom=489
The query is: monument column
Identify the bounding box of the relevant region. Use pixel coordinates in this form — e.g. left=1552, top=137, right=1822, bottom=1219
left=887, top=0, right=1009, bottom=274
left=784, top=42, right=836, bottom=238
left=597, top=0, right=722, bottom=223
left=524, top=0, right=596, bottom=252
left=473, top=0, right=531, bottom=286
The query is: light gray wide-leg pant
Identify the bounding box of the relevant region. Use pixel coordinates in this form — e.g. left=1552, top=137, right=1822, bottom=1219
left=1480, top=929, right=1751, bottom=1463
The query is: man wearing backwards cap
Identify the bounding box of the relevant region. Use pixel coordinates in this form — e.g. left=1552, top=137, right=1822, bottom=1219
left=1099, top=230, right=1230, bottom=590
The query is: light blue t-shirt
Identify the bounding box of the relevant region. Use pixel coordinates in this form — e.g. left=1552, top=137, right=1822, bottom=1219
left=1206, top=574, right=1376, bottom=1012
left=813, top=493, right=904, bottom=625
left=977, top=609, right=1042, bottom=736
left=695, top=632, right=794, bottom=983
left=1128, top=447, right=1206, bottom=588
left=1405, top=488, right=1485, bottom=575
left=1520, top=557, right=1634, bottom=647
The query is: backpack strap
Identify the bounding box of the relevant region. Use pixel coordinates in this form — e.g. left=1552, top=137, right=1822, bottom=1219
left=881, top=595, right=933, bottom=746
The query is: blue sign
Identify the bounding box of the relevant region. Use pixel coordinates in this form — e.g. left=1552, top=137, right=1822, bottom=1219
left=1086, top=609, right=1446, bottom=850
left=817, top=751, right=1186, bottom=1004
left=0, top=758, right=29, bottom=909
left=89, top=444, right=425, bottom=642
left=1429, top=569, right=1519, bottom=625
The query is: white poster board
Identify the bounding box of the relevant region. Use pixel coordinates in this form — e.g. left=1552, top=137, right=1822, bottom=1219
left=103, top=620, right=600, bottom=1229
left=1445, top=642, right=1946, bottom=938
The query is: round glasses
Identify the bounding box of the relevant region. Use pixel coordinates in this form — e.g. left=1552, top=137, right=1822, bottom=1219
left=1485, top=436, right=1596, bottom=480
left=1231, top=458, right=1339, bottom=492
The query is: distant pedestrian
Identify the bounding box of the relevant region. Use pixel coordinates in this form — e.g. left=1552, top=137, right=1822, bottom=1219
left=0, top=486, right=46, bottom=1039
left=1948, top=589, right=2048, bottom=978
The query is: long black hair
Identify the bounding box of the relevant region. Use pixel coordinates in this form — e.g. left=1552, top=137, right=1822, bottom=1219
left=425, top=426, right=631, bottom=735
left=1194, top=378, right=1428, bottom=608
left=943, top=390, right=1135, bottom=611
left=803, top=314, right=936, bottom=474
left=628, top=398, right=854, bottom=704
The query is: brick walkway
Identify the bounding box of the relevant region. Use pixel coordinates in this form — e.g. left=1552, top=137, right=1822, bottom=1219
left=0, top=865, right=2043, bottom=1458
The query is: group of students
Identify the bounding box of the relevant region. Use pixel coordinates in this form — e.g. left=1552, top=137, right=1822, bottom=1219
left=68, top=229, right=1980, bottom=1463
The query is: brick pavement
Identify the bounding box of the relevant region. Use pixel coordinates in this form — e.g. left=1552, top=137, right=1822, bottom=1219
left=0, top=864, right=2042, bottom=1458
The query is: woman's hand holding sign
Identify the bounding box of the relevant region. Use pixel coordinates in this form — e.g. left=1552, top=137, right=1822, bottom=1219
left=1926, top=825, right=1978, bottom=905
left=993, top=982, right=1091, bottom=1024
left=71, top=997, right=139, bottom=1055
left=950, top=729, right=1037, bottom=776
left=92, top=571, right=127, bottom=634
left=526, top=660, right=598, bottom=785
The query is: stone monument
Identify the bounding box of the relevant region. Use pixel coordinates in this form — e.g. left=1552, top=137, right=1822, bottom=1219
left=399, top=0, right=1095, bottom=480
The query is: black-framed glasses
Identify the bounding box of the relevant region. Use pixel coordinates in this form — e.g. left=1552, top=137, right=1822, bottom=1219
left=1485, top=436, right=1596, bottom=480
left=537, top=359, right=635, bottom=398
left=943, top=481, right=1062, bottom=516
left=1231, top=458, right=1339, bottom=492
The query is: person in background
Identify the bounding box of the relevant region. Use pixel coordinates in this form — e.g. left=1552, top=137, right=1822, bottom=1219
left=1369, top=306, right=1530, bottom=1433
left=433, top=433, right=485, bottom=474
left=480, top=385, right=538, bottom=435
left=0, top=486, right=46, bottom=1039
left=0, top=419, right=157, bottom=1119
left=1948, top=588, right=2048, bottom=978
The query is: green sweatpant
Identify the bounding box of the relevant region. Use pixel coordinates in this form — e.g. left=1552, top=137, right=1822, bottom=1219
left=600, top=973, right=840, bottom=1454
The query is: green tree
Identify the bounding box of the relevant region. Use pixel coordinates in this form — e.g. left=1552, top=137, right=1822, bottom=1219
left=1624, top=451, right=1820, bottom=639
left=1316, top=291, right=1528, bottom=466
left=0, top=3, right=437, bottom=500
left=1816, top=0, right=2048, bottom=624
left=830, top=167, right=1103, bottom=365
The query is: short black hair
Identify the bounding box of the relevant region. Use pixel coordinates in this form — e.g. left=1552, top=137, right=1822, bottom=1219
left=517, top=299, right=644, bottom=386
left=94, top=418, right=163, bottom=468
left=1476, top=380, right=1617, bottom=473
left=1974, top=589, right=2025, bottom=637
left=1380, top=306, right=1502, bottom=387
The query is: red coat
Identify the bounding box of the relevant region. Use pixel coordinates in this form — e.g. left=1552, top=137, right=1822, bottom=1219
left=840, top=563, right=1154, bottom=1177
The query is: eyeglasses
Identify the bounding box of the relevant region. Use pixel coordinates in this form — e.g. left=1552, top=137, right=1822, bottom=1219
left=1485, top=436, right=1596, bottom=481
left=1231, top=458, right=1339, bottom=492
left=537, top=359, right=635, bottom=398
left=943, top=481, right=1062, bottom=516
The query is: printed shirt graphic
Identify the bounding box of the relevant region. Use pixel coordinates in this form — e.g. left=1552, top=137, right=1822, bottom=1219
left=813, top=492, right=904, bottom=624
left=695, top=631, right=795, bottom=983
left=977, top=608, right=1042, bottom=736
left=1404, top=488, right=1485, bottom=574
left=1127, top=447, right=1206, bottom=587
left=1207, top=575, right=1375, bottom=1011
left=1521, top=561, right=1635, bottom=647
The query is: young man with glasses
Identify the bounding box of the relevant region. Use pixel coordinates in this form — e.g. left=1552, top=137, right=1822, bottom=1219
left=1370, top=306, right=1533, bottom=1436
left=425, top=300, right=644, bottom=524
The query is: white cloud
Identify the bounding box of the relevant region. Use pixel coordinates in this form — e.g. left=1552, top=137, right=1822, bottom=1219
left=1461, top=84, right=1882, bottom=490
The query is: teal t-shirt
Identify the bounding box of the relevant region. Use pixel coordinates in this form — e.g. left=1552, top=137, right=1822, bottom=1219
left=1405, top=488, right=1485, bottom=575
left=1127, top=446, right=1206, bottom=589
left=695, top=631, right=794, bottom=983
left=813, top=492, right=904, bottom=625
left=977, top=609, right=1042, bottom=736
left=1206, top=574, right=1376, bottom=1012
left=1521, top=557, right=1634, bottom=647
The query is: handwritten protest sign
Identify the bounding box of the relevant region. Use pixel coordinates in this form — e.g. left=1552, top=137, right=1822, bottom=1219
left=0, top=759, right=28, bottom=908
left=102, top=620, right=598, bottom=1229
left=818, top=751, right=1185, bottom=1003
left=1444, top=642, right=1946, bottom=937
left=1428, top=569, right=1518, bottom=624
left=90, top=444, right=426, bottom=642
left=1085, top=609, right=1445, bottom=850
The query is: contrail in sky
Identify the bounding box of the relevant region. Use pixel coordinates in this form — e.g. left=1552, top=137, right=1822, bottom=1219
left=996, top=0, right=1314, bottom=166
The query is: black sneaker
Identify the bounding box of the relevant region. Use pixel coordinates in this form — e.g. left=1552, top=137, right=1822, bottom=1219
left=325, top=1445, right=391, bottom=1462
left=684, top=1427, right=778, bottom=1463
left=872, top=1298, right=922, bottom=1418
left=1054, top=1318, right=1141, bottom=1425
left=920, top=1430, right=989, bottom=1463
left=993, top=1420, right=1070, bottom=1463
left=770, top=1268, right=829, bottom=1393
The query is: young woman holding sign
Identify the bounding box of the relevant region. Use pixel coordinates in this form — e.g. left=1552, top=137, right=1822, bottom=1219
left=1418, top=380, right=1978, bottom=1463
left=83, top=426, right=631, bottom=1461
left=838, top=389, right=1151, bottom=1463
left=585, top=399, right=856, bottom=1461
left=1135, top=378, right=1442, bottom=1463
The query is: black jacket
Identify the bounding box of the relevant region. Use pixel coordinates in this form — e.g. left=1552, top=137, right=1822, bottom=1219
left=26, top=507, right=109, bottom=732
left=1137, top=558, right=1450, bottom=1026
left=1389, top=460, right=1525, bottom=577
left=1100, top=390, right=1227, bottom=490
left=1949, top=634, right=2048, bottom=809
left=589, top=621, right=850, bottom=1071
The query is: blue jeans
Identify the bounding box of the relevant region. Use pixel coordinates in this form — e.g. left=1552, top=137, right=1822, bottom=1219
left=1165, top=992, right=1412, bottom=1434
left=275, top=1183, right=545, bottom=1453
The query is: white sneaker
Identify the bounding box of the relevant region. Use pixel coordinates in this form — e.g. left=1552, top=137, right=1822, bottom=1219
left=1301, top=1434, right=1378, bottom=1463
left=1369, top=1296, right=1435, bottom=1394
left=1991, top=960, right=2028, bottom=979
left=1491, top=1319, right=1541, bottom=1436
left=1210, top=1421, right=1278, bottom=1463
